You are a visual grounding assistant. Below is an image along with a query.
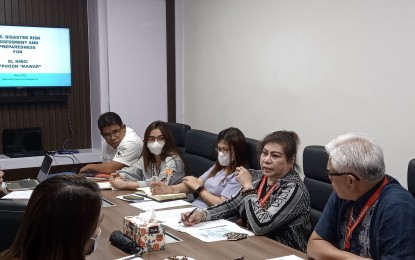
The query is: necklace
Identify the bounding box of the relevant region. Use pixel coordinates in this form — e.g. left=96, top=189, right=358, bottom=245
left=151, top=163, right=160, bottom=177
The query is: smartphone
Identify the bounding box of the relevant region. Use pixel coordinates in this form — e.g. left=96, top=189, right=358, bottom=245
left=123, top=194, right=144, bottom=201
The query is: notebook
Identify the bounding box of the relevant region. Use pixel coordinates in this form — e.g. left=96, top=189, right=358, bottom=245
left=135, top=187, right=187, bottom=202
left=6, top=154, right=53, bottom=192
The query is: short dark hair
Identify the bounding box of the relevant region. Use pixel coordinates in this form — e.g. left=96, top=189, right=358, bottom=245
left=0, top=175, right=102, bottom=260
left=98, top=112, right=123, bottom=131
left=258, top=130, right=300, bottom=171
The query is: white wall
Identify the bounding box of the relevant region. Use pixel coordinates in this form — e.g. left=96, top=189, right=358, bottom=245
left=88, top=0, right=110, bottom=150
left=88, top=0, right=168, bottom=143
left=179, top=0, right=415, bottom=186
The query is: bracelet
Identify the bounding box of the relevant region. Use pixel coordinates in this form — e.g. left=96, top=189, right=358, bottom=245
left=241, top=188, right=257, bottom=196
left=195, top=186, right=205, bottom=195
left=198, top=209, right=208, bottom=222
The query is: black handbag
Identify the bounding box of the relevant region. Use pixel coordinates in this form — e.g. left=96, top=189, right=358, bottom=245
left=109, top=230, right=143, bottom=256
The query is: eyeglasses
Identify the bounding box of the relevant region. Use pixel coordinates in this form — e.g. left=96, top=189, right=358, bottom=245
left=326, top=170, right=361, bottom=181
left=216, top=146, right=230, bottom=154
left=148, top=135, right=165, bottom=143
left=101, top=128, right=122, bottom=140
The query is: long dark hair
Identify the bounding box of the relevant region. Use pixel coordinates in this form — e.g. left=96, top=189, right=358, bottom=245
left=142, top=121, right=184, bottom=171
left=258, top=130, right=300, bottom=171
left=208, top=127, right=249, bottom=179
left=0, top=175, right=102, bottom=260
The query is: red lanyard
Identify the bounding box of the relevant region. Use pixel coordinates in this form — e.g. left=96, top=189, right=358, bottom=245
left=257, top=176, right=279, bottom=207
left=344, top=177, right=388, bottom=251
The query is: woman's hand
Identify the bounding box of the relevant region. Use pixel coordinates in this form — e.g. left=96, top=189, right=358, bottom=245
left=150, top=181, right=174, bottom=195
left=182, top=176, right=200, bottom=191
left=0, top=170, right=4, bottom=184
left=180, top=210, right=203, bottom=226
left=110, top=172, right=121, bottom=179
left=109, top=175, right=127, bottom=189
left=235, top=166, right=253, bottom=190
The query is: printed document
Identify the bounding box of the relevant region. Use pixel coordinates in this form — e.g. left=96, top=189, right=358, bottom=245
left=164, top=218, right=254, bottom=242
left=130, top=199, right=191, bottom=210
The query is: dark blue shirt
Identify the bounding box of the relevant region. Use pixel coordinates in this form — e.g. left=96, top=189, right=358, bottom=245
left=315, top=175, right=415, bottom=259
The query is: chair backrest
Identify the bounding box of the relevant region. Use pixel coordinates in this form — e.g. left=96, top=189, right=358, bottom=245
left=303, top=145, right=332, bottom=230
left=408, top=159, right=415, bottom=198
left=246, top=138, right=260, bottom=170
left=183, top=129, right=217, bottom=178
left=165, top=122, right=191, bottom=155
left=0, top=199, right=28, bottom=251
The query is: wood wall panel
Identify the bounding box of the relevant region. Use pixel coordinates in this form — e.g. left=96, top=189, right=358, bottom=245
left=0, top=0, right=91, bottom=153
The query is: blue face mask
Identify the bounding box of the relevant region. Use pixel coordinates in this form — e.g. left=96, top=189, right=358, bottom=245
left=88, top=227, right=101, bottom=255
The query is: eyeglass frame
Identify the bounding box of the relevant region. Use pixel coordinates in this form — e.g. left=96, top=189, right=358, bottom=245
left=326, top=169, right=361, bottom=181
left=101, top=127, right=122, bottom=140
left=216, top=146, right=231, bottom=154
left=147, top=135, right=165, bottom=143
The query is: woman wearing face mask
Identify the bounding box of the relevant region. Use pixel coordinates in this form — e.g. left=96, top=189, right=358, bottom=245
left=152, top=127, right=249, bottom=208
left=0, top=175, right=103, bottom=260
left=109, top=121, right=185, bottom=190
left=180, top=131, right=311, bottom=252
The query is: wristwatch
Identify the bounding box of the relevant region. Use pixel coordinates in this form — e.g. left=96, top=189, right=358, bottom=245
left=195, top=186, right=205, bottom=195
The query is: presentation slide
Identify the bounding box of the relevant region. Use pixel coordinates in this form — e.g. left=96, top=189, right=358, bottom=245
left=0, top=25, right=71, bottom=88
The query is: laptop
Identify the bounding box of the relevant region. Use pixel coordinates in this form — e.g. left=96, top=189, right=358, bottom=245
left=6, top=154, right=53, bottom=192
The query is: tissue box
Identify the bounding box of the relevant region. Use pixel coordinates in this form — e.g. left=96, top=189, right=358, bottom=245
left=123, top=216, right=166, bottom=252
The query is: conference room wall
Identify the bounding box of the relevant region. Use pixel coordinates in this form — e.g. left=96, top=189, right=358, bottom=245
left=177, top=0, right=415, bottom=187
left=88, top=0, right=168, bottom=147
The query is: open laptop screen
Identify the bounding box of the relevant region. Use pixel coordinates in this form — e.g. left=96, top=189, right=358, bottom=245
left=37, top=154, right=53, bottom=182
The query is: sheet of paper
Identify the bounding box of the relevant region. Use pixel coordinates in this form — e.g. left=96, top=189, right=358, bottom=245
left=266, top=255, right=304, bottom=260
left=165, top=218, right=254, bottom=242
left=115, top=255, right=144, bottom=260
left=130, top=199, right=191, bottom=210
left=97, top=181, right=112, bottom=190
left=155, top=207, right=196, bottom=222
left=1, top=190, right=33, bottom=199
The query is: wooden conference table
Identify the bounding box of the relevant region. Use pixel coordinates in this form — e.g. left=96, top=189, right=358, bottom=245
left=91, top=190, right=308, bottom=260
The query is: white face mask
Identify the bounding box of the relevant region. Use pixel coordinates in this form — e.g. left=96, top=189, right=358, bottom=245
left=147, top=141, right=165, bottom=155
left=88, top=227, right=101, bottom=255
left=218, top=152, right=231, bottom=166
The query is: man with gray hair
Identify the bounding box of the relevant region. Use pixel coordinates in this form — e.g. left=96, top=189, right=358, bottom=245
left=307, top=133, right=415, bottom=259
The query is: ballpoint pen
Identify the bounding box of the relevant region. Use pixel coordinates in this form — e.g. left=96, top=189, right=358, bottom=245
left=178, top=208, right=197, bottom=223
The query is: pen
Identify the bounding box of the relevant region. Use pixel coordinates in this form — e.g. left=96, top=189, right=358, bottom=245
left=178, top=208, right=197, bottom=223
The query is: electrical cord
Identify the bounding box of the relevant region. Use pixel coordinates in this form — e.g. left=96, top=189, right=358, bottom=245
left=60, top=97, right=78, bottom=153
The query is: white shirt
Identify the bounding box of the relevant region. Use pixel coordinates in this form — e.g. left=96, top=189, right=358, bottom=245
left=101, top=127, right=143, bottom=167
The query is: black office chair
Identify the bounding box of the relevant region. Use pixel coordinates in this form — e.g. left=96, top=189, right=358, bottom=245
left=246, top=138, right=260, bottom=170
left=303, top=145, right=332, bottom=232
left=183, top=129, right=217, bottom=178
left=408, top=159, right=415, bottom=198
left=165, top=122, right=191, bottom=156
left=0, top=199, right=28, bottom=251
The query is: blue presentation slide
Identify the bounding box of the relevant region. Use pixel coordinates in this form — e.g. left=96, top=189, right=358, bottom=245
left=0, top=25, right=71, bottom=87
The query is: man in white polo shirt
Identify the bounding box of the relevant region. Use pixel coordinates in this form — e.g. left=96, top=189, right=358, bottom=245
left=80, top=112, right=143, bottom=174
